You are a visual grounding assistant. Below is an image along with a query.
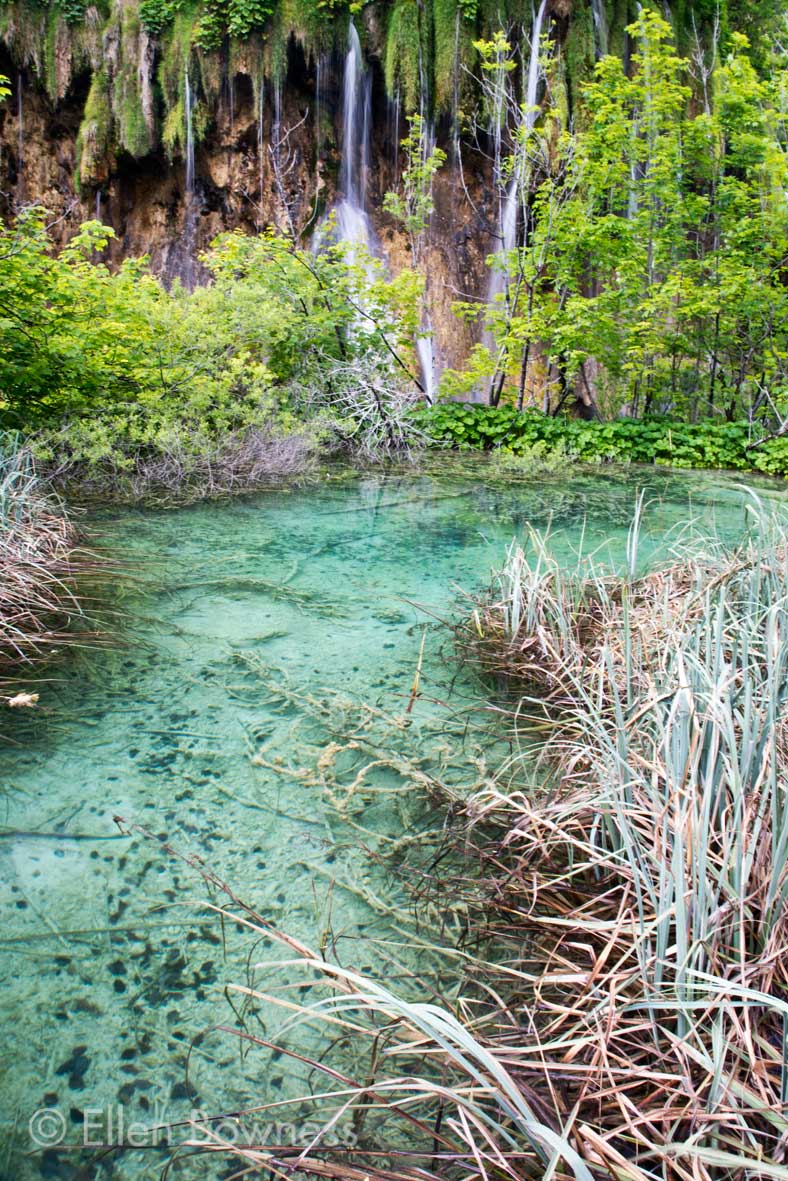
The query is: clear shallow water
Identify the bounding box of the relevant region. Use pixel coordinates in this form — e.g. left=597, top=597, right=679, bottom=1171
left=0, top=462, right=780, bottom=1179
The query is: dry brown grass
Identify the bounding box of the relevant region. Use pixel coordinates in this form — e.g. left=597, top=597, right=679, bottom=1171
left=446, top=502, right=788, bottom=1179
left=0, top=437, right=113, bottom=691
left=44, top=426, right=317, bottom=503
left=130, top=502, right=788, bottom=1181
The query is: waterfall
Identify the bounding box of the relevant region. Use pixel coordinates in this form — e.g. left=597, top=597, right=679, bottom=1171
left=486, top=0, right=549, bottom=317
left=452, top=7, right=462, bottom=163
left=315, top=53, right=331, bottom=183
left=256, top=76, right=265, bottom=228
left=315, top=54, right=324, bottom=150
left=95, top=190, right=102, bottom=221
left=272, top=77, right=282, bottom=181
left=183, top=67, right=197, bottom=287
left=417, top=330, right=436, bottom=403
left=591, top=0, right=608, bottom=57
left=388, top=87, right=401, bottom=185
left=417, top=116, right=439, bottom=402
left=526, top=0, right=549, bottom=120
left=185, top=68, right=195, bottom=196
left=332, top=21, right=374, bottom=257
left=412, top=24, right=440, bottom=401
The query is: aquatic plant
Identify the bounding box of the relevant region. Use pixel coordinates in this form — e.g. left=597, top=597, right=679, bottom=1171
left=124, top=817, right=592, bottom=1181
left=414, top=403, right=788, bottom=476
left=450, top=498, right=788, bottom=1177
left=0, top=433, right=110, bottom=687
left=195, top=500, right=788, bottom=1181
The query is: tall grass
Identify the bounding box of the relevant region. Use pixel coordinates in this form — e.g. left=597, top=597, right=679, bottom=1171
left=194, top=499, right=788, bottom=1181
left=454, top=498, right=788, bottom=1178
left=0, top=432, right=109, bottom=684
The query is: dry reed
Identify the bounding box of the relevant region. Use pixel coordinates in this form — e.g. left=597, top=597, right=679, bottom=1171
left=0, top=435, right=112, bottom=689
left=144, top=497, right=788, bottom=1181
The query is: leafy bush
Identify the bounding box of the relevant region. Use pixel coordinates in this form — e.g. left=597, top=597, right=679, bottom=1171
left=0, top=211, right=424, bottom=488
left=413, top=402, right=788, bottom=476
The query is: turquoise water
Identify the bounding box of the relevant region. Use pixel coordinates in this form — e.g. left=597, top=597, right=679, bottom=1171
left=0, top=462, right=776, bottom=1179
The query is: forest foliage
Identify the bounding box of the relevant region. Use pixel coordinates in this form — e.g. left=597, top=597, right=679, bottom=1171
left=1, top=12, right=788, bottom=483
left=457, top=12, right=788, bottom=421
left=0, top=209, right=422, bottom=472
left=415, top=403, right=788, bottom=476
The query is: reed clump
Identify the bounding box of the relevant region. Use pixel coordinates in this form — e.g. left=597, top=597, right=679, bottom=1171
left=172, top=499, right=788, bottom=1181
left=449, top=497, right=788, bottom=1179
left=0, top=434, right=109, bottom=686
left=458, top=497, right=743, bottom=717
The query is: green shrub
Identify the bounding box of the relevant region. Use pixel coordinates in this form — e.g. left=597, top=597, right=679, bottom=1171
left=0, top=212, right=423, bottom=485
left=412, top=403, right=788, bottom=476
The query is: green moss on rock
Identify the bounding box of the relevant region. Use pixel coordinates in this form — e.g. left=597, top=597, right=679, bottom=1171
left=76, top=65, right=114, bottom=186
left=564, top=1, right=594, bottom=115
left=384, top=0, right=421, bottom=111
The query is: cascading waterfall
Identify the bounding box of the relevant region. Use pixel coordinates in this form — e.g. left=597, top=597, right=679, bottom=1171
left=628, top=133, right=639, bottom=219
left=486, top=0, right=549, bottom=322
left=416, top=115, right=438, bottom=402
left=591, top=0, right=608, bottom=57
left=271, top=76, right=283, bottom=192
left=311, top=52, right=330, bottom=232
left=387, top=88, right=401, bottom=185
left=412, top=29, right=439, bottom=402
left=417, top=330, right=437, bottom=402
left=452, top=8, right=462, bottom=163
left=185, top=68, right=195, bottom=203
left=331, top=21, right=374, bottom=258
left=256, top=75, right=265, bottom=228
left=183, top=66, right=197, bottom=287
left=315, top=54, right=325, bottom=151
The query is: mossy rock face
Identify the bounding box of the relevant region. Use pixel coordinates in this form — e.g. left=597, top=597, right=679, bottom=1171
left=76, top=66, right=113, bottom=185
left=1, top=0, right=778, bottom=186
left=112, top=2, right=156, bottom=157
left=563, top=2, right=594, bottom=115
left=383, top=0, right=421, bottom=113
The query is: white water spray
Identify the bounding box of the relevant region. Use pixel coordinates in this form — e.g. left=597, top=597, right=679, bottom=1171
left=486, top=0, right=549, bottom=316
left=331, top=22, right=374, bottom=259
left=417, top=331, right=437, bottom=402
left=183, top=67, right=197, bottom=287
left=591, top=0, right=608, bottom=57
